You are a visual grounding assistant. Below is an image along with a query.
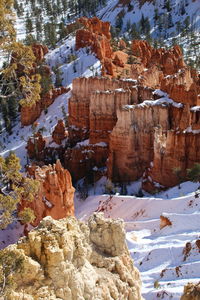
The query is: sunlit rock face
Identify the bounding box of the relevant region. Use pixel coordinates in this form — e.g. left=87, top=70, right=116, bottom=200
left=1, top=213, right=143, bottom=300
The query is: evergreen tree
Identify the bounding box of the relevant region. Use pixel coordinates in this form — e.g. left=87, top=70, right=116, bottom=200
left=187, top=163, right=200, bottom=183
left=0, top=153, right=39, bottom=229
left=0, top=0, right=16, bottom=48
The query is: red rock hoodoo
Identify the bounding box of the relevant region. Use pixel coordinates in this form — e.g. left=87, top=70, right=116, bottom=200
left=27, top=131, right=46, bottom=160
left=52, top=119, right=68, bottom=145
left=20, top=160, right=75, bottom=226
left=66, top=35, right=200, bottom=191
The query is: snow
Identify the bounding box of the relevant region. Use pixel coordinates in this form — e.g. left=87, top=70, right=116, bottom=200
left=124, top=91, right=183, bottom=109
left=75, top=180, right=200, bottom=299
left=0, top=91, right=71, bottom=167
left=45, top=36, right=101, bottom=86
left=0, top=35, right=101, bottom=166
left=98, top=0, right=200, bottom=70
left=183, top=126, right=200, bottom=134
left=191, top=106, right=200, bottom=112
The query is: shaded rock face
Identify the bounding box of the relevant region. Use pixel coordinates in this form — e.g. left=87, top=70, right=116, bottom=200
left=181, top=282, right=200, bottom=300
left=142, top=129, right=200, bottom=192
left=2, top=213, right=143, bottom=300
left=52, top=119, right=68, bottom=145
left=21, top=87, right=70, bottom=126
left=108, top=105, right=170, bottom=182
left=20, top=160, right=75, bottom=226
left=65, top=144, right=109, bottom=181
left=27, top=131, right=46, bottom=160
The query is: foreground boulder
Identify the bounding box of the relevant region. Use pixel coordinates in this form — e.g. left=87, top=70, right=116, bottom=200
left=181, top=282, right=200, bottom=300
left=0, top=213, right=143, bottom=300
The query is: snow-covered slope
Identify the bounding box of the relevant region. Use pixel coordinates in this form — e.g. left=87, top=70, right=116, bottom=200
left=98, top=0, right=200, bottom=34
left=0, top=36, right=101, bottom=166
left=76, top=181, right=200, bottom=300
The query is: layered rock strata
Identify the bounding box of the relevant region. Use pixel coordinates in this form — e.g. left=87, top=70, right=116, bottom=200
left=20, top=160, right=75, bottom=226
left=1, top=213, right=143, bottom=300
left=66, top=77, right=153, bottom=181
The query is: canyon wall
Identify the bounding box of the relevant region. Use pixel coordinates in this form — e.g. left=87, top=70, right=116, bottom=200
left=20, top=160, right=75, bottom=226
left=67, top=71, right=200, bottom=189
left=143, top=128, right=200, bottom=191
left=65, top=31, right=200, bottom=190
left=66, top=76, right=154, bottom=181
left=1, top=213, right=143, bottom=300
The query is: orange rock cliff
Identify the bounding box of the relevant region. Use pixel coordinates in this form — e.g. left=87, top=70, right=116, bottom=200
left=19, top=160, right=75, bottom=226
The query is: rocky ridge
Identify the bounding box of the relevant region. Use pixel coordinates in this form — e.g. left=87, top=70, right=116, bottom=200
left=0, top=213, right=143, bottom=300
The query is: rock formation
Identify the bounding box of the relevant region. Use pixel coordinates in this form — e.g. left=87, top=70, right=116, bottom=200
left=27, top=131, right=46, bottom=160
left=160, top=215, right=172, bottom=229
left=66, top=76, right=154, bottom=181
left=181, top=282, right=200, bottom=300
left=20, top=160, right=75, bottom=226
left=52, top=119, right=68, bottom=145
left=76, top=17, right=113, bottom=75
left=31, top=43, right=48, bottom=63
left=21, top=87, right=70, bottom=126
left=142, top=129, right=200, bottom=191
left=66, top=31, right=200, bottom=191
left=0, top=213, right=143, bottom=300
left=131, top=40, right=185, bottom=75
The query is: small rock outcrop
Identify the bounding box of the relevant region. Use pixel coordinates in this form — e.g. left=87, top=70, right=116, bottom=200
left=52, top=119, right=68, bottom=145
left=27, top=131, right=46, bottom=160
left=20, top=160, right=75, bottom=226
left=31, top=43, right=49, bottom=62
left=1, top=213, right=143, bottom=300
left=181, top=282, right=200, bottom=300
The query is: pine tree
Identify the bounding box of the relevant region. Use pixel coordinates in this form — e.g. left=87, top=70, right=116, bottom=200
left=0, top=0, right=16, bottom=48
left=0, top=153, right=39, bottom=229
left=187, top=163, right=200, bottom=183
